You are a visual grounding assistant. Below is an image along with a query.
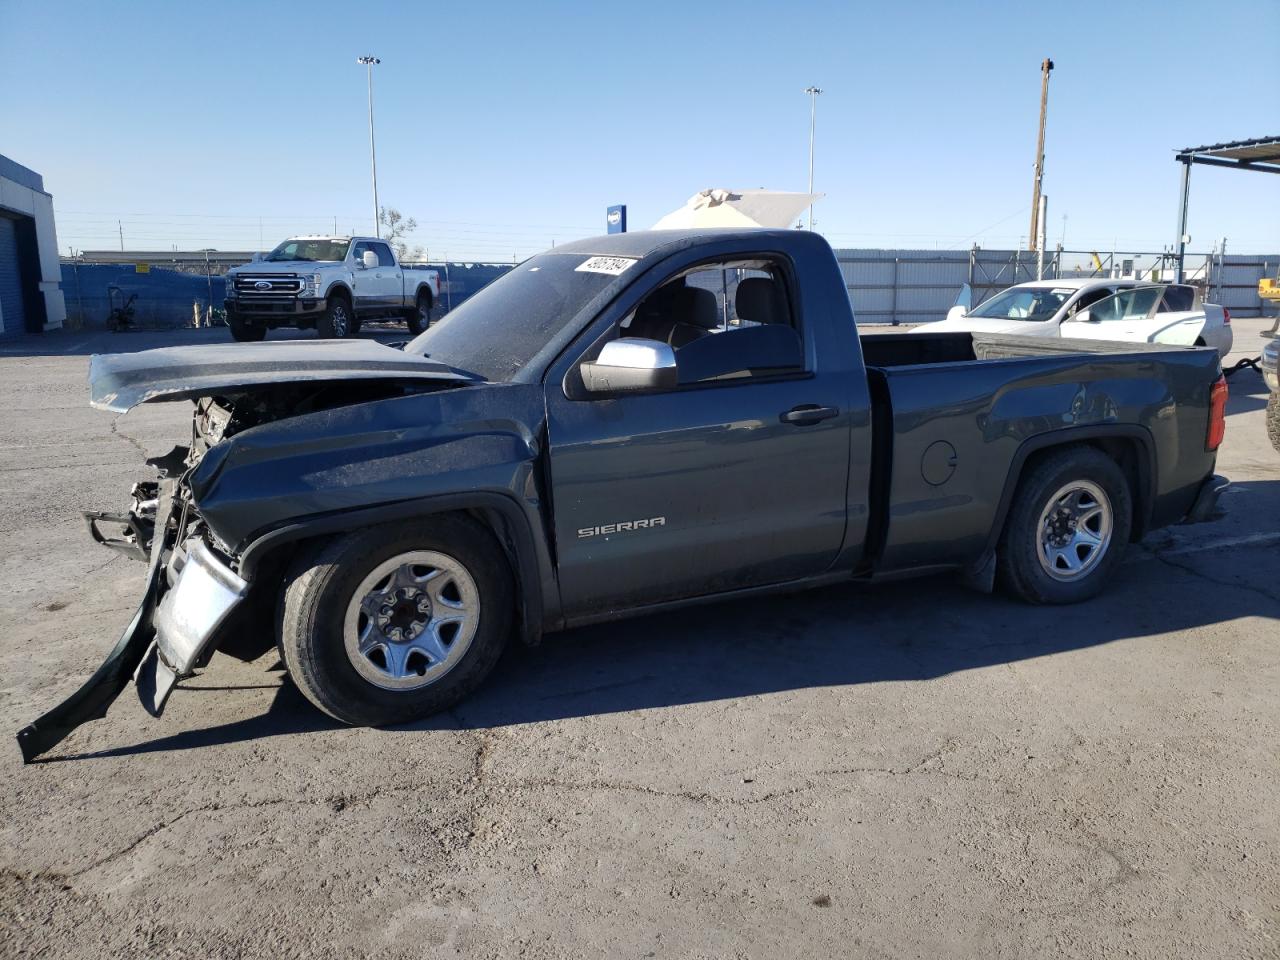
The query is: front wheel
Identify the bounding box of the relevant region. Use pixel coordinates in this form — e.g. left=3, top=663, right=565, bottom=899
left=228, top=314, right=267, bottom=342
left=318, top=295, right=354, bottom=338
left=407, top=291, right=432, bottom=335
left=997, top=445, right=1132, bottom=604
left=278, top=516, right=514, bottom=726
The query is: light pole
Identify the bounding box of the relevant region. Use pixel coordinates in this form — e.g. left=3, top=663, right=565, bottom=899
left=357, top=56, right=382, bottom=237
left=804, top=86, right=822, bottom=230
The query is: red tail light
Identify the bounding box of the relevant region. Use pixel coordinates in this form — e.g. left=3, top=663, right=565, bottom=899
left=1206, top=375, right=1228, bottom=451
left=1223, top=307, right=1231, bottom=325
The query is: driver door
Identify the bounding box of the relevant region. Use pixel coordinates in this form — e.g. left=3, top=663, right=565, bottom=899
left=544, top=258, right=853, bottom=622
left=351, top=240, right=400, bottom=310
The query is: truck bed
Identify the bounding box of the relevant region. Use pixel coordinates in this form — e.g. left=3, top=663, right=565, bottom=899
left=859, top=330, right=1213, bottom=367
left=858, top=331, right=1223, bottom=574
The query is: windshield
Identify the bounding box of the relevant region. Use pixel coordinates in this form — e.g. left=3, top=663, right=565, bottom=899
left=405, top=252, right=631, bottom=381
left=969, top=286, right=1073, bottom=322
left=265, top=239, right=350, bottom=262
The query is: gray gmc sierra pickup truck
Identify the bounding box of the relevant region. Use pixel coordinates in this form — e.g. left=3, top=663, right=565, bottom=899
left=17, top=229, right=1230, bottom=761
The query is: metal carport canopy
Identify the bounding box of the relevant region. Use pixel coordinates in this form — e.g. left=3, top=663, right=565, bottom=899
left=1177, top=135, right=1280, bottom=172
left=1173, top=135, right=1280, bottom=280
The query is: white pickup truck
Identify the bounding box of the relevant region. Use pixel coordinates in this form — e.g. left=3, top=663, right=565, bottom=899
left=224, top=236, right=440, bottom=341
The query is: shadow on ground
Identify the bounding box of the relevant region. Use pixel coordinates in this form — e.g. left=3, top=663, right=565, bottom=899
left=1224, top=367, right=1270, bottom=416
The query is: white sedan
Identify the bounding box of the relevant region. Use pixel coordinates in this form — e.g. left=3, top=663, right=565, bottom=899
left=1060, top=284, right=1233, bottom=358
left=915, top=278, right=1232, bottom=358
left=914, top=278, right=1142, bottom=336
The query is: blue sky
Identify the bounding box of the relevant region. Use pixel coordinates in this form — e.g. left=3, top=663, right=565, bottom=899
left=2, top=0, right=1277, bottom=261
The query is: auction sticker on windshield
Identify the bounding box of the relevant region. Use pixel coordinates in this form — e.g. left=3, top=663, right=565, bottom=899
left=575, top=256, right=638, bottom=275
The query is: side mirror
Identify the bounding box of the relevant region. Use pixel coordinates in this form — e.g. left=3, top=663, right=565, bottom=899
left=946, top=305, right=968, bottom=322
left=1075, top=308, right=1095, bottom=323
left=361, top=251, right=379, bottom=270
left=580, top=338, right=677, bottom=395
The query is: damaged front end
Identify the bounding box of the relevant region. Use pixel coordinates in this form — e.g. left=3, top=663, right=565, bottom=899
left=17, top=446, right=247, bottom=763
left=17, top=341, right=480, bottom=763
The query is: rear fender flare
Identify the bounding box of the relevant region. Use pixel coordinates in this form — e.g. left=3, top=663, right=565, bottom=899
left=239, top=492, right=551, bottom=643
left=983, top=424, right=1157, bottom=559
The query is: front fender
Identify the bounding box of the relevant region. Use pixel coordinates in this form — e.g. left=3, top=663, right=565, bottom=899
left=192, top=382, right=559, bottom=631
left=239, top=489, right=556, bottom=640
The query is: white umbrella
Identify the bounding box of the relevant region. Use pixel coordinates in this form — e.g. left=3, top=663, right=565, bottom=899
left=652, top=188, right=822, bottom=230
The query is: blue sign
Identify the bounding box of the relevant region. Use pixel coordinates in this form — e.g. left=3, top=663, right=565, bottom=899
left=606, top=204, right=627, bottom=234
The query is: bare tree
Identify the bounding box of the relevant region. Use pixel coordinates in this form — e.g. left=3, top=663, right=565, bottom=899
left=378, top=207, right=425, bottom=262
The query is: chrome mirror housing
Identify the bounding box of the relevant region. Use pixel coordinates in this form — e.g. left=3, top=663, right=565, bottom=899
left=581, top=338, right=678, bottom=394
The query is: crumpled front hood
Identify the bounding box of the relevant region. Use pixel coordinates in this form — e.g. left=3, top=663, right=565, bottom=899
left=89, top=340, right=476, bottom=413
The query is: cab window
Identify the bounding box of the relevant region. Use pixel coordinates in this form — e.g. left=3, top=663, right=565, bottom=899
left=616, top=258, right=803, bottom=385
left=371, top=242, right=396, bottom=267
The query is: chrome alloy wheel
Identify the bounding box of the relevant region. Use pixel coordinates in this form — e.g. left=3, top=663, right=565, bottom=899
left=1036, top=479, right=1114, bottom=582
left=330, top=302, right=351, bottom=337
left=343, top=550, right=479, bottom=691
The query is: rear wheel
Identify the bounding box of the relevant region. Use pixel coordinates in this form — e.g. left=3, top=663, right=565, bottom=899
left=228, top=314, right=267, bottom=342
left=1267, top=392, right=1280, bottom=454
left=997, top=445, right=1132, bottom=604
left=318, top=294, right=354, bottom=338
left=278, top=516, right=514, bottom=726
left=407, top=290, right=432, bottom=335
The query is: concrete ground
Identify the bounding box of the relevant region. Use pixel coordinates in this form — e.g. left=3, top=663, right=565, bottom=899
left=0, top=320, right=1276, bottom=959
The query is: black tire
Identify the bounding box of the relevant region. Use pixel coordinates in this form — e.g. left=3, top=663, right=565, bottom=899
left=407, top=290, right=432, bottom=335
left=278, top=516, right=514, bottom=726
left=1267, top=392, right=1280, bottom=455
left=228, top=314, right=267, bottom=342
left=318, top=294, right=354, bottom=338
left=996, top=445, right=1132, bottom=604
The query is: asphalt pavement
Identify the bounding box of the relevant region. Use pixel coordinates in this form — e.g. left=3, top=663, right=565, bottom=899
left=0, top=319, right=1276, bottom=959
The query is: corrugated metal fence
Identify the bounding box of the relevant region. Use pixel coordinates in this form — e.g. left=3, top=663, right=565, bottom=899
left=835, top=247, right=1280, bottom=325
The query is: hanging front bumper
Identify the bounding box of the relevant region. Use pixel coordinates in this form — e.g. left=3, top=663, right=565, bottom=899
left=15, top=482, right=249, bottom=763
left=135, top=539, right=248, bottom=716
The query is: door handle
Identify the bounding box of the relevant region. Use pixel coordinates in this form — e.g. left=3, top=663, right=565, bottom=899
left=780, top=404, right=839, bottom=426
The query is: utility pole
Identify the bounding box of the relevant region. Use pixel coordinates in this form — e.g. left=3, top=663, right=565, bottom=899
left=1036, top=195, right=1048, bottom=279
left=1028, top=58, right=1054, bottom=252
left=357, top=56, right=382, bottom=237
left=804, top=86, right=823, bottom=230
left=118, top=220, right=124, bottom=252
